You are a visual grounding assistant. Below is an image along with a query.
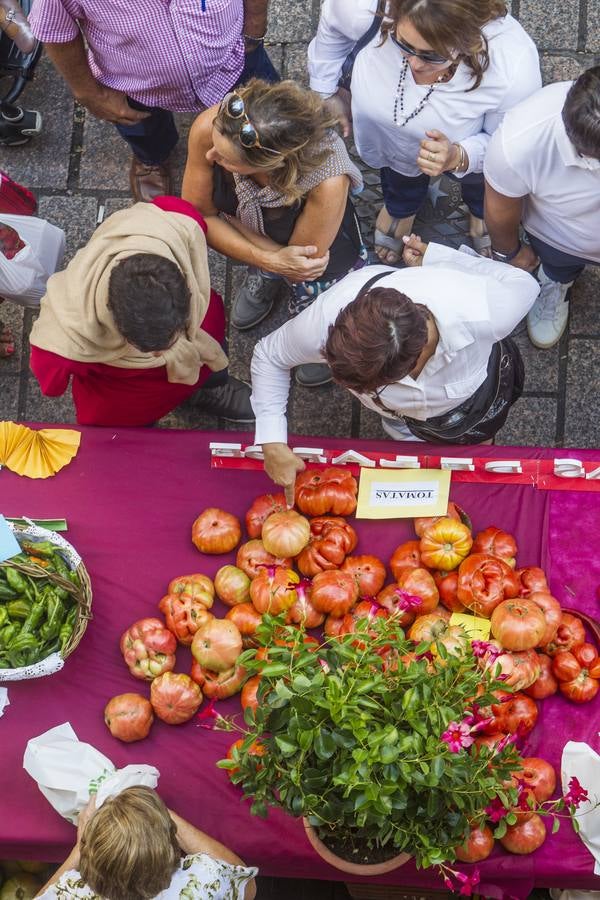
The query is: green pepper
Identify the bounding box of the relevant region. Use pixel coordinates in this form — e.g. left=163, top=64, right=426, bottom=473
left=0, top=607, right=9, bottom=628
left=6, top=599, right=32, bottom=620
left=38, top=594, right=66, bottom=641
left=5, top=567, right=29, bottom=594
left=0, top=623, right=19, bottom=648
left=21, top=598, right=46, bottom=634
left=50, top=551, right=71, bottom=580
left=6, top=631, right=38, bottom=653
left=65, top=605, right=78, bottom=627
left=20, top=540, right=56, bottom=559
left=0, top=582, right=17, bottom=601
left=59, top=622, right=73, bottom=653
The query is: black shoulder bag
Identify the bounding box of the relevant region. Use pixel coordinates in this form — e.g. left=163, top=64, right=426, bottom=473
left=338, top=7, right=385, bottom=92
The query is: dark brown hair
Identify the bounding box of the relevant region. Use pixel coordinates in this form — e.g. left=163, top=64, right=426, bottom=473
left=562, top=65, right=600, bottom=160
left=323, top=287, right=429, bottom=393
left=214, top=78, right=340, bottom=204
left=382, top=0, right=508, bottom=90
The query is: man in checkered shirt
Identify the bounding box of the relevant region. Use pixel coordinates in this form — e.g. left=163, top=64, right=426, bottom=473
left=29, top=0, right=277, bottom=200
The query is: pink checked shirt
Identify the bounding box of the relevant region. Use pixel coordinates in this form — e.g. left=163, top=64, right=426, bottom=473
left=29, top=0, right=245, bottom=110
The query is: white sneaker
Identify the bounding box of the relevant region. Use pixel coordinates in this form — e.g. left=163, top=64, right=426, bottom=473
left=527, top=266, right=572, bottom=349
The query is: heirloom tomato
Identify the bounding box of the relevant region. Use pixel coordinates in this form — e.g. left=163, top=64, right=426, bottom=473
left=250, top=565, right=299, bottom=615
left=500, top=815, right=546, bottom=855
left=225, top=602, right=262, bottom=646
left=409, top=614, right=466, bottom=659
left=310, top=570, right=359, bottom=618
left=159, top=593, right=213, bottom=646
left=296, top=516, right=357, bottom=577
left=150, top=672, right=202, bottom=724
left=191, top=618, right=243, bottom=672
left=294, top=467, right=358, bottom=516
left=214, top=565, right=251, bottom=607
left=286, top=579, right=325, bottom=629
left=490, top=598, right=547, bottom=651
left=389, top=540, right=421, bottom=579
left=104, top=693, right=153, bottom=743
left=433, top=570, right=466, bottom=613
left=485, top=647, right=541, bottom=692
left=552, top=650, right=582, bottom=681
left=376, top=584, right=419, bottom=627
left=472, top=526, right=517, bottom=566
left=261, top=509, right=311, bottom=558
left=245, top=492, right=286, bottom=539
left=572, top=642, right=598, bottom=668
left=414, top=501, right=470, bottom=538
left=324, top=614, right=345, bottom=637
left=190, top=661, right=246, bottom=699
left=517, top=757, right=556, bottom=803
left=167, top=574, right=214, bottom=609
left=457, top=553, right=519, bottom=618
left=192, top=508, right=241, bottom=554
left=395, top=567, right=439, bottom=614
left=120, top=618, right=177, bottom=681
left=524, top=653, right=558, bottom=699
left=455, top=825, right=495, bottom=863
left=528, top=591, right=561, bottom=646
left=407, top=609, right=451, bottom=643
left=241, top=674, right=262, bottom=712
left=483, top=692, right=538, bottom=736
left=236, top=539, right=292, bottom=579
left=559, top=670, right=600, bottom=703
left=541, top=612, right=586, bottom=655
left=419, top=517, right=473, bottom=571
left=341, top=554, right=386, bottom=597
left=517, top=566, right=548, bottom=597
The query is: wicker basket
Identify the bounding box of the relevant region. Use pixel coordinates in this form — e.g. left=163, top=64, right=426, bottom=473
left=0, top=522, right=92, bottom=667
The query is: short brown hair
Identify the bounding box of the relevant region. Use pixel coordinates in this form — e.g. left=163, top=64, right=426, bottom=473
left=79, top=787, right=180, bottom=900
left=383, top=0, right=508, bottom=90
left=323, top=287, right=429, bottom=393
left=562, top=66, right=600, bottom=160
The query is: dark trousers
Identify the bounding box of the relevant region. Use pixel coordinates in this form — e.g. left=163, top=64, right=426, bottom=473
left=115, top=44, right=280, bottom=164
left=525, top=231, right=598, bottom=285
left=380, top=167, right=485, bottom=220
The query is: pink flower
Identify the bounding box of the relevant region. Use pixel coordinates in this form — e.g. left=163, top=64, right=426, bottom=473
left=318, top=658, right=330, bottom=674
left=564, top=776, right=589, bottom=808
left=485, top=796, right=509, bottom=823
left=441, top=721, right=474, bottom=753
left=463, top=703, right=494, bottom=734
left=196, top=699, right=218, bottom=730
left=394, top=590, right=423, bottom=612
left=471, top=640, right=500, bottom=660
left=495, top=733, right=518, bottom=753
left=456, top=869, right=481, bottom=896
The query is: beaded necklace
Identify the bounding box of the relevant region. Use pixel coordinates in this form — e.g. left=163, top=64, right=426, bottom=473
left=393, top=58, right=449, bottom=127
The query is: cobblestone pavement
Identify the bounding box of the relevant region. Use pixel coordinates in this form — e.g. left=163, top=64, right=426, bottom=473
left=1, top=0, right=599, bottom=449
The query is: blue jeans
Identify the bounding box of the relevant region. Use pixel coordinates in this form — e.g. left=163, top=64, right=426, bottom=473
left=116, top=44, right=280, bottom=164
left=525, top=232, right=598, bottom=284
left=380, top=167, right=485, bottom=219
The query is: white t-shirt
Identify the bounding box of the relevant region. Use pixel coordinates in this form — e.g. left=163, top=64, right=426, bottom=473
left=484, top=80, right=600, bottom=263
left=308, top=1, right=541, bottom=177
left=37, top=853, right=257, bottom=899
left=251, top=244, right=539, bottom=444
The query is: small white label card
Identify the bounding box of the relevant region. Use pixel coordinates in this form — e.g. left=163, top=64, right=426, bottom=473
left=355, top=468, right=450, bottom=519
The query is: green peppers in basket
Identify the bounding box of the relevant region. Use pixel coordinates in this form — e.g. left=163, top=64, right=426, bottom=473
left=0, top=582, right=16, bottom=601
left=6, top=598, right=32, bottom=620
left=4, top=567, right=29, bottom=594
left=38, top=594, right=67, bottom=642
left=21, top=597, right=46, bottom=634
left=0, top=623, right=19, bottom=648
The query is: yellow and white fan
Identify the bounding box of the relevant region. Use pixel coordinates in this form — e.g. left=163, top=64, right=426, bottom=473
left=0, top=421, right=80, bottom=478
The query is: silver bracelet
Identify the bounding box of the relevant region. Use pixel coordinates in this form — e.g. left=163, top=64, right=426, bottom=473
left=451, top=143, right=466, bottom=173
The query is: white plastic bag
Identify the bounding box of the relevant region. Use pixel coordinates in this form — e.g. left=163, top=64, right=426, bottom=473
left=23, top=722, right=160, bottom=824
left=0, top=213, right=65, bottom=307
left=561, top=741, right=600, bottom=875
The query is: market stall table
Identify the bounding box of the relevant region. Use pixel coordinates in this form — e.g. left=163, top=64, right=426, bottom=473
left=1, top=427, right=599, bottom=898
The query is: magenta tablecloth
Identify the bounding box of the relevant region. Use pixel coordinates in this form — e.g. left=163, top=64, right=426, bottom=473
left=1, top=428, right=599, bottom=897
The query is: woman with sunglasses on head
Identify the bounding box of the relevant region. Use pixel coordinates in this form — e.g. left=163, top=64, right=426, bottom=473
left=308, top=0, right=541, bottom=263
left=182, top=78, right=366, bottom=387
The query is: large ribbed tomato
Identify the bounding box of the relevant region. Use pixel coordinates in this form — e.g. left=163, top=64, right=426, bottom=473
left=524, top=653, right=558, bottom=699
left=483, top=692, right=538, bottom=736
left=150, top=672, right=202, bottom=724
left=225, top=602, right=262, bottom=646
left=286, top=579, right=325, bottom=628
left=158, top=593, right=213, bottom=646
left=191, top=508, right=241, bottom=554
left=490, top=598, right=547, bottom=651
left=500, top=815, right=546, bottom=855
left=261, top=509, right=311, bottom=558
left=120, top=618, right=177, bottom=681
left=296, top=516, right=357, bottom=577
left=407, top=609, right=451, bottom=643
left=250, top=565, right=299, bottom=615
left=414, top=501, right=470, bottom=538
left=528, top=591, right=561, bottom=646
left=191, top=618, right=243, bottom=672
left=294, top=467, right=358, bottom=516
left=310, top=570, right=359, bottom=618
left=190, top=661, right=246, bottom=699
left=457, top=553, right=520, bottom=618
left=395, top=567, right=439, bottom=614
left=104, top=693, right=154, bottom=743
left=472, top=526, right=517, bottom=565
left=167, top=574, right=214, bottom=609
left=389, top=540, right=421, bottom=579
left=433, top=570, right=466, bottom=613
left=376, top=584, right=419, bottom=627
left=517, top=757, right=556, bottom=803
left=214, top=565, right=251, bottom=607
left=419, top=517, right=473, bottom=571
left=341, top=554, right=386, bottom=597
left=541, top=612, right=585, bottom=656
left=245, top=492, right=287, bottom=539
left=484, top=647, right=541, bottom=691
left=517, top=567, right=549, bottom=597
left=235, top=539, right=292, bottom=579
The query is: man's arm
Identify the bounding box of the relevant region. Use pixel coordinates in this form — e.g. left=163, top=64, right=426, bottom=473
left=44, top=38, right=149, bottom=125
left=243, top=0, right=268, bottom=44
left=484, top=182, right=538, bottom=272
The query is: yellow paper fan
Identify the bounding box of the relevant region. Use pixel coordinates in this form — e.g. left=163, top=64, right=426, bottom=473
left=0, top=421, right=81, bottom=478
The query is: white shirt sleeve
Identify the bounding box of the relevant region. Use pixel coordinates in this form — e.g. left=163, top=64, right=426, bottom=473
left=308, top=0, right=378, bottom=95
left=423, top=242, right=539, bottom=338
left=251, top=303, right=331, bottom=445
left=483, top=124, right=531, bottom=198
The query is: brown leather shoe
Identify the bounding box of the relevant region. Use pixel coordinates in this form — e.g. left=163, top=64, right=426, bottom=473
left=129, top=156, right=172, bottom=203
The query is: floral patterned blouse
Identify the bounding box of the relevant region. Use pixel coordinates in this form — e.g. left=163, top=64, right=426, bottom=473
left=38, top=853, right=258, bottom=899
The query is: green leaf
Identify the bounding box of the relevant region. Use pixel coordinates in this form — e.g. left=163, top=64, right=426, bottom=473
left=292, top=674, right=312, bottom=691
left=260, top=662, right=289, bottom=677
left=494, top=819, right=508, bottom=839
left=274, top=680, right=293, bottom=700
left=552, top=815, right=560, bottom=834
left=275, top=736, right=298, bottom=757
left=314, top=730, right=336, bottom=760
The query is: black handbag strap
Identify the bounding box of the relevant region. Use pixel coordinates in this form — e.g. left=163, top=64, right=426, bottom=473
left=339, top=11, right=384, bottom=91
left=356, top=269, right=391, bottom=299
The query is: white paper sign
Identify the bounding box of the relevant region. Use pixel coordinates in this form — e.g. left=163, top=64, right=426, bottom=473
left=356, top=469, right=451, bottom=519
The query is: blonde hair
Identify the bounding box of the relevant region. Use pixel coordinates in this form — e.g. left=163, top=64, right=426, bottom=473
left=382, top=0, right=508, bottom=90
left=214, top=78, right=340, bottom=205
left=79, top=787, right=180, bottom=900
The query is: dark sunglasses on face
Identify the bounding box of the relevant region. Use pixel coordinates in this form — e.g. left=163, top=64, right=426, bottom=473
left=221, top=91, right=280, bottom=155
left=390, top=32, right=450, bottom=65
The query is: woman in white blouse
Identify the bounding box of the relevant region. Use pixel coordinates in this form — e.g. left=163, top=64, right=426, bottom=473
left=308, top=0, right=541, bottom=263
left=250, top=237, right=539, bottom=502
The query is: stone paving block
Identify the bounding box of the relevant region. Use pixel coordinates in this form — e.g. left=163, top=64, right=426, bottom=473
left=358, top=405, right=388, bottom=441
left=511, top=328, right=560, bottom=393
left=265, top=43, right=284, bottom=75
left=1, top=56, right=73, bottom=191
left=496, top=396, right=558, bottom=446
left=267, top=0, right=314, bottom=44
left=208, top=250, right=228, bottom=299
left=24, top=374, right=76, bottom=424
left=79, top=114, right=131, bottom=192
left=0, top=374, right=19, bottom=419
left=569, top=265, right=600, bottom=336
left=283, top=44, right=311, bottom=86
left=519, top=0, right=579, bottom=50
left=103, top=198, right=133, bottom=219
left=585, top=2, right=600, bottom=51
left=564, top=339, right=600, bottom=447
left=288, top=382, right=354, bottom=439
left=0, top=301, right=25, bottom=375
left=540, top=54, right=591, bottom=84
left=37, top=196, right=99, bottom=263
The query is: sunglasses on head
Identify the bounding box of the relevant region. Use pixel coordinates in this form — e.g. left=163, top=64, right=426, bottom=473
left=390, top=32, right=450, bottom=65
left=221, top=91, right=280, bottom=155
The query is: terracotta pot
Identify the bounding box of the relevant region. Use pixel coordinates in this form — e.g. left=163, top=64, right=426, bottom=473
left=303, top=818, right=411, bottom=876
